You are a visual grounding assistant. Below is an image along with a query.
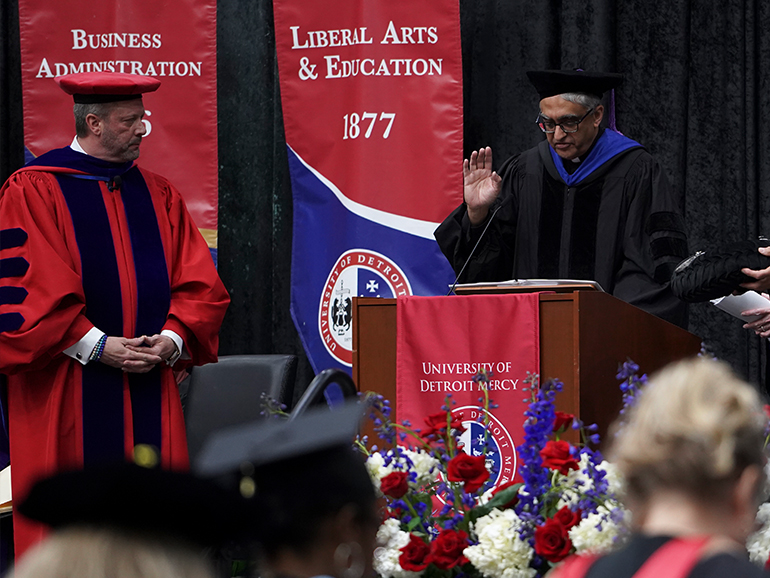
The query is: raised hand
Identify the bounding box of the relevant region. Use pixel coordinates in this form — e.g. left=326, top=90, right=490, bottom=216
left=464, top=147, right=502, bottom=225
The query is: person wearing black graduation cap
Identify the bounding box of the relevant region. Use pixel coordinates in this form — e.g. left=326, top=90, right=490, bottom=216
left=9, top=455, right=253, bottom=578
left=195, top=402, right=381, bottom=578
left=435, top=70, right=689, bottom=327
left=0, top=72, right=230, bottom=557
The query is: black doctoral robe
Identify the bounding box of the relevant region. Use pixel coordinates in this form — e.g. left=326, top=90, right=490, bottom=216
left=434, top=133, right=689, bottom=327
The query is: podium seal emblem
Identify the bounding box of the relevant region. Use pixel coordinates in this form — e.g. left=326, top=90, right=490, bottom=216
left=455, top=405, right=517, bottom=487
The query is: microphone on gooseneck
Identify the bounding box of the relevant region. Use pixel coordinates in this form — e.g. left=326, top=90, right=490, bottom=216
left=446, top=196, right=510, bottom=296
left=108, top=175, right=122, bottom=192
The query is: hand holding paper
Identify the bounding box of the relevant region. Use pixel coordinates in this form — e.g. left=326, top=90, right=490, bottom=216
left=711, top=291, right=770, bottom=337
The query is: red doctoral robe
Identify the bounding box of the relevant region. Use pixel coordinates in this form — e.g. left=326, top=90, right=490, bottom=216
left=0, top=147, right=230, bottom=557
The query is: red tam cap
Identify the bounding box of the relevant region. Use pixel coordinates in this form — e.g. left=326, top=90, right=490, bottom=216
left=55, top=72, right=161, bottom=104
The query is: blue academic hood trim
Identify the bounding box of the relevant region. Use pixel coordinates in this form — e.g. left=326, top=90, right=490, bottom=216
left=548, top=130, right=642, bottom=186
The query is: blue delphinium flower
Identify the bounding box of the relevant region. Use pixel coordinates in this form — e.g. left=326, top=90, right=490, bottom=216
left=616, top=359, right=647, bottom=416
left=514, top=377, right=561, bottom=542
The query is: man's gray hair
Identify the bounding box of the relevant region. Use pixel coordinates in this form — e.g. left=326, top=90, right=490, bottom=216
left=557, top=92, right=603, bottom=112
left=73, top=102, right=112, bottom=137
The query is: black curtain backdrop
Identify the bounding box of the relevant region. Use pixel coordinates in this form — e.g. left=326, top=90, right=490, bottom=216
left=2, top=0, right=769, bottom=393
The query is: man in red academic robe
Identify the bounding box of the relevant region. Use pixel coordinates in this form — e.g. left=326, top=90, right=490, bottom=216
left=0, top=72, right=230, bottom=557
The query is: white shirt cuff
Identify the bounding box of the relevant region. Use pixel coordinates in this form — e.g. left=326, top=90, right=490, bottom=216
left=64, top=327, right=105, bottom=365
left=161, top=330, right=187, bottom=365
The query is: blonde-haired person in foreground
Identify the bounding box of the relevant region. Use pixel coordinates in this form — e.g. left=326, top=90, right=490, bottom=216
left=10, top=527, right=214, bottom=578
left=556, top=357, right=769, bottom=578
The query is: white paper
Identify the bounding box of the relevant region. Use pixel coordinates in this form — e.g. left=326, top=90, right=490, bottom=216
left=454, top=279, right=604, bottom=291
left=711, top=291, right=770, bottom=322
left=0, top=465, right=10, bottom=506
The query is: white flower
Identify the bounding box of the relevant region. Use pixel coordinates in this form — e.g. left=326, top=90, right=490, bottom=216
left=464, top=509, right=537, bottom=578
left=598, top=460, right=625, bottom=495
left=556, top=455, right=624, bottom=509
left=365, top=448, right=439, bottom=493
left=401, top=448, right=439, bottom=487
left=366, top=452, right=391, bottom=491
left=568, top=504, right=629, bottom=556
left=373, top=519, right=422, bottom=578
left=747, top=503, right=770, bottom=566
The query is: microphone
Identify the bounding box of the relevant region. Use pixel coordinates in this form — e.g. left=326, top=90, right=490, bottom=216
left=446, top=195, right=510, bottom=296
left=108, top=175, right=122, bottom=192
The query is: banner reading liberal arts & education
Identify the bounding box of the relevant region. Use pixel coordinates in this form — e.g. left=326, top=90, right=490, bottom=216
left=273, top=1, right=463, bottom=372
left=16, top=0, right=219, bottom=260
left=397, top=294, right=540, bottom=487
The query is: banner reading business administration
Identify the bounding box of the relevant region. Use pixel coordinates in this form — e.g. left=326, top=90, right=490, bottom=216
left=16, top=0, right=219, bottom=260
left=273, top=1, right=462, bottom=372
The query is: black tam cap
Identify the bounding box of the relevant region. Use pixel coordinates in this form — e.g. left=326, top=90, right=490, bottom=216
left=195, top=402, right=376, bottom=551
left=18, top=458, right=254, bottom=547
left=526, top=69, right=624, bottom=100
left=194, top=400, right=367, bottom=477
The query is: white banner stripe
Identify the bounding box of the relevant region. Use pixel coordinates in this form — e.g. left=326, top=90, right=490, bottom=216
left=289, top=145, right=440, bottom=240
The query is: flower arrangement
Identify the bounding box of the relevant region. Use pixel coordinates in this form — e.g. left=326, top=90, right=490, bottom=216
left=360, top=366, right=636, bottom=578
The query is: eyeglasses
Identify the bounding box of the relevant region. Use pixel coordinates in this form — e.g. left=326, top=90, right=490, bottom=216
left=536, top=108, right=594, bottom=134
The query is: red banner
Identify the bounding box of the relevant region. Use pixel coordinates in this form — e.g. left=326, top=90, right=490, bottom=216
left=16, top=0, right=219, bottom=254
left=397, top=294, right=540, bottom=487
left=273, top=0, right=463, bottom=372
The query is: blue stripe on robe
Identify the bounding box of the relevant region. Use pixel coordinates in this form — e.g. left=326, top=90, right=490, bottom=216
left=0, top=228, right=28, bottom=250
left=121, top=168, right=170, bottom=452
left=58, top=173, right=126, bottom=464
left=56, top=159, right=170, bottom=464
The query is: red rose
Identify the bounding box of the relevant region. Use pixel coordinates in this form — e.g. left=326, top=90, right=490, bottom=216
left=491, top=480, right=520, bottom=509
left=380, top=471, right=409, bottom=499
left=552, top=506, right=582, bottom=529
left=552, top=411, right=574, bottom=433
left=534, top=518, right=573, bottom=562
left=427, top=529, right=469, bottom=569
left=539, top=440, right=579, bottom=475
left=399, top=534, right=431, bottom=571
left=421, top=411, right=466, bottom=438
left=447, top=453, right=489, bottom=493
left=763, top=404, right=770, bottom=420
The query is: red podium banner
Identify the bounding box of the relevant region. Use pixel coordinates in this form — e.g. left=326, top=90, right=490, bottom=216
left=17, top=0, right=219, bottom=258
left=396, top=294, right=540, bottom=487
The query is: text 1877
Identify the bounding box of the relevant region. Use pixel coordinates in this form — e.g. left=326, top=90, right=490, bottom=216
left=343, top=112, right=396, bottom=139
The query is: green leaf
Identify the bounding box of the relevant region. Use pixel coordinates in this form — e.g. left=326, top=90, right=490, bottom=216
left=466, top=483, right=522, bottom=525
left=407, top=516, right=422, bottom=531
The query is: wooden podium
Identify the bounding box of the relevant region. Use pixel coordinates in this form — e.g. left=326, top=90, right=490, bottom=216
left=352, top=291, right=701, bottom=440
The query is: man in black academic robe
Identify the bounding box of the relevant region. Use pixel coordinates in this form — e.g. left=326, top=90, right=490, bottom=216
left=435, top=70, right=688, bottom=327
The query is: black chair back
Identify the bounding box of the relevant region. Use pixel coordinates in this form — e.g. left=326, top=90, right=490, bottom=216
left=184, top=354, right=297, bottom=465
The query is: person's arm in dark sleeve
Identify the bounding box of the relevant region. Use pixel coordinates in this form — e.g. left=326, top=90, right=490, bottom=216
left=612, top=154, right=689, bottom=327
left=434, top=154, right=519, bottom=284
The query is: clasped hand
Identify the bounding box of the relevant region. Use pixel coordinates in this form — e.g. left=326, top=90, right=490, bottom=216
left=100, top=334, right=176, bottom=373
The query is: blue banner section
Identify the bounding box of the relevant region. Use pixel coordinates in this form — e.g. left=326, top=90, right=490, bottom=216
left=288, top=146, right=455, bottom=373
